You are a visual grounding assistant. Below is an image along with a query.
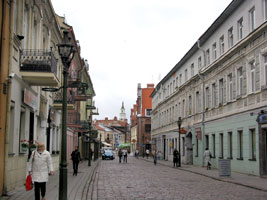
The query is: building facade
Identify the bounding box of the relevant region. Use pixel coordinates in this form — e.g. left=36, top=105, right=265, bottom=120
left=151, top=0, right=267, bottom=176
left=130, top=83, right=154, bottom=156
left=2, top=0, right=97, bottom=195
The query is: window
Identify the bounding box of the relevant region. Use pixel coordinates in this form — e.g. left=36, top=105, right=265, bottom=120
left=173, top=80, right=175, bottom=91
left=178, top=102, right=181, bottom=117
left=219, top=133, right=224, bottom=158
left=189, top=96, right=192, bottom=115
left=185, top=69, right=188, bottom=82
left=264, top=55, right=267, bottom=85
left=212, top=83, right=216, bottom=107
left=227, top=73, right=233, bottom=101
left=19, top=107, right=26, bottom=153
left=219, top=78, right=224, bottom=105
left=168, top=85, right=170, bottom=96
left=198, top=56, right=202, bottom=69
left=237, top=18, right=243, bottom=41
left=249, top=7, right=255, bottom=32
left=219, top=35, right=224, bottom=55
left=13, top=0, right=19, bottom=34
left=265, top=0, right=267, bottom=21
left=212, top=134, right=216, bottom=158
left=170, top=83, right=172, bottom=94
left=250, top=129, right=256, bottom=160
left=206, top=49, right=210, bottom=65
left=8, top=103, right=15, bottom=154
left=237, top=130, right=243, bottom=159
left=228, top=27, right=233, bottom=48
left=228, top=132, right=233, bottom=159
left=237, top=67, right=243, bottom=96
left=212, top=43, right=217, bottom=60
left=145, top=124, right=151, bottom=132
left=179, top=74, right=182, bottom=86
left=182, top=137, right=185, bottom=156
left=23, top=6, right=29, bottom=48
left=182, top=99, right=185, bottom=118
left=250, top=60, right=256, bottom=93
left=176, top=77, right=178, bottom=87
left=145, top=109, right=152, bottom=116
left=205, top=87, right=210, bottom=108
left=205, top=135, right=209, bottom=149
left=191, top=63, right=194, bottom=77
left=196, top=91, right=200, bottom=113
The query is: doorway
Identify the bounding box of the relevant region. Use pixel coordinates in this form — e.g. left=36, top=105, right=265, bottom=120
left=185, top=132, right=193, bottom=164
left=260, top=128, right=267, bottom=176
left=28, top=111, right=34, bottom=160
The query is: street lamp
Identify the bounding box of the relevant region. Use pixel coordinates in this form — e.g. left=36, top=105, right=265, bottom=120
left=58, top=30, right=75, bottom=200
left=177, top=117, right=182, bottom=167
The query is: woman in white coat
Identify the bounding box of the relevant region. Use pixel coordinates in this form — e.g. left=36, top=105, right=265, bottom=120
left=28, top=143, right=54, bottom=200
left=203, top=148, right=212, bottom=170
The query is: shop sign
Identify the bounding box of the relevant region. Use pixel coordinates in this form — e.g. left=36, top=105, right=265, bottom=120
left=195, top=127, right=202, bottom=140
left=23, top=89, right=37, bottom=110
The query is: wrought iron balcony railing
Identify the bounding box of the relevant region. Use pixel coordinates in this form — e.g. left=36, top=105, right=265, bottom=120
left=20, top=49, right=57, bottom=74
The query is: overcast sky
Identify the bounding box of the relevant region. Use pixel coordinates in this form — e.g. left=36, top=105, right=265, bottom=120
left=51, top=0, right=232, bottom=121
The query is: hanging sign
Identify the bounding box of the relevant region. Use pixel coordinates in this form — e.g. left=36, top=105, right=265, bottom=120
left=195, top=127, right=202, bottom=140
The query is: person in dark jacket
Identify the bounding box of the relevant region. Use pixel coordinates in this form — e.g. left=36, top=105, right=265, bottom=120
left=71, top=146, right=81, bottom=176
left=173, top=148, right=179, bottom=167
left=118, top=149, right=123, bottom=163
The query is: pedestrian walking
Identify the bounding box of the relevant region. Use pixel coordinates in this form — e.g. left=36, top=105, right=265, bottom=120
left=71, top=146, right=81, bottom=176
left=153, top=150, right=157, bottom=165
left=118, top=149, right=123, bottom=163
left=123, top=149, right=128, bottom=163
left=146, top=149, right=150, bottom=159
left=203, top=148, right=212, bottom=170
left=173, top=148, right=179, bottom=167
left=135, top=149, right=139, bottom=159
left=28, top=143, right=54, bottom=200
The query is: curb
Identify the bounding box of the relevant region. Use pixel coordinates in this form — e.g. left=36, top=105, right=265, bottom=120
left=141, top=158, right=267, bottom=193
left=81, top=159, right=100, bottom=200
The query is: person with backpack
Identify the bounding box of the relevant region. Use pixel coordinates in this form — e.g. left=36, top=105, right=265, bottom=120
left=204, top=148, right=212, bottom=170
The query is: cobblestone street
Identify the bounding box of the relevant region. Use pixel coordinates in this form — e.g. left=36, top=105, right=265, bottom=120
left=92, top=156, right=267, bottom=200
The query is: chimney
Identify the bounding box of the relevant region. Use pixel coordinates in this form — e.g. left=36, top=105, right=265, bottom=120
left=147, top=84, right=154, bottom=88
left=105, top=117, right=108, bottom=121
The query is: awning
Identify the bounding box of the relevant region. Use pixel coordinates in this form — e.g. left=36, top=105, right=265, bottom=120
left=102, top=141, right=112, bottom=147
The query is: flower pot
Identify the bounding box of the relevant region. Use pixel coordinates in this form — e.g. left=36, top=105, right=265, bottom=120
left=21, top=146, right=28, bottom=152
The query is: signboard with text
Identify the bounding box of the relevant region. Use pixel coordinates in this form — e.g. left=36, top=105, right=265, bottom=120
left=23, top=89, right=37, bottom=110
left=195, top=127, right=202, bottom=140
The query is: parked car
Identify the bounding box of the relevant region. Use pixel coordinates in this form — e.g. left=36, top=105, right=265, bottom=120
left=102, top=150, right=114, bottom=160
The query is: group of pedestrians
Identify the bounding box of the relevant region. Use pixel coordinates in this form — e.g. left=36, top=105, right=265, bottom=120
left=118, top=148, right=128, bottom=163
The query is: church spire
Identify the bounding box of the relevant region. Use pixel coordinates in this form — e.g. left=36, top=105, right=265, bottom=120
left=120, top=101, right=126, bottom=121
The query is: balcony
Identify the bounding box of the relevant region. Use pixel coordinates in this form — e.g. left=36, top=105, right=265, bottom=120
left=53, top=90, right=75, bottom=110
left=75, top=87, right=91, bottom=101
left=68, top=70, right=81, bottom=85
left=67, top=112, right=81, bottom=127
left=20, top=49, right=59, bottom=86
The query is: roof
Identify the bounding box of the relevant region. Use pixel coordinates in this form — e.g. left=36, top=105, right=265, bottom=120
left=151, top=0, right=244, bottom=97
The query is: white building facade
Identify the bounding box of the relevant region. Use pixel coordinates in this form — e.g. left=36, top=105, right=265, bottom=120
left=151, top=0, right=267, bottom=176
left=4, top=0, right=63, bottom=193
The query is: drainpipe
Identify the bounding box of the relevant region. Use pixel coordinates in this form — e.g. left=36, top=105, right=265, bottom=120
left=197, top=40, right=206, bottom=167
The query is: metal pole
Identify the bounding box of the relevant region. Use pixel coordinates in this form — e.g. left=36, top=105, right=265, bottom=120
left=59, top=67, right=68, bottom=200
left=88, top=124, right=91, bottom=166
